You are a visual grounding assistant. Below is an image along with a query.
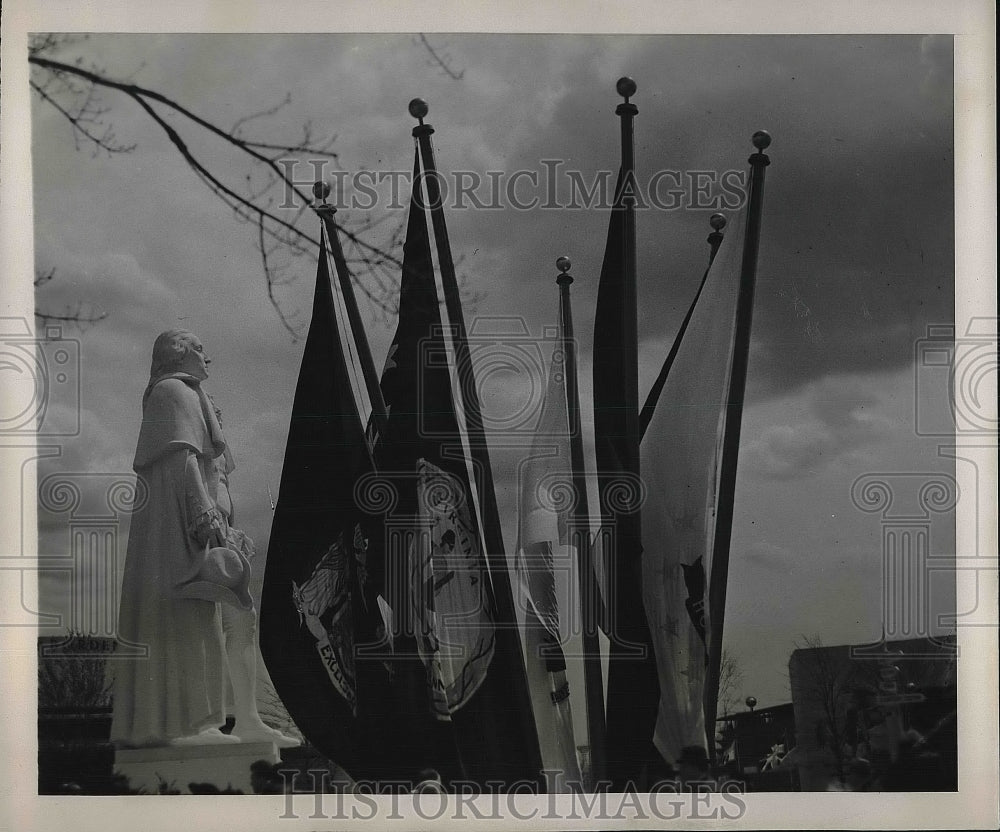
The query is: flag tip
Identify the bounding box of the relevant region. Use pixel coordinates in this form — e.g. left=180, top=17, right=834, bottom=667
left=408, top=98, right=429, bottom=122
left=752, top=130, right=772, bottom=151
left=709, top=213, right=727, bottom=231
left=616, top=77, right=637, bottom=101
left=313, top=180, right=332, bottom=204
left=556, top=256, right=573, bottom=285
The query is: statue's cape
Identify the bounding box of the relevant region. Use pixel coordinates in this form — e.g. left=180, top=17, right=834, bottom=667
left=133, top=372, right=233, bottom=471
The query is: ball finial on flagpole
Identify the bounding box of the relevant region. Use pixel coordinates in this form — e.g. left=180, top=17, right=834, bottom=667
left=752, top=130, right=772, bottom=151
left=408, top=98, right=429, bottom=122
left=556, top=256, right=573, bottom=286
left=312, top=181, right=331, bottom=203
left=616, top=76, right=637, bottom=101
left=707, top=212, right=726, bottom=263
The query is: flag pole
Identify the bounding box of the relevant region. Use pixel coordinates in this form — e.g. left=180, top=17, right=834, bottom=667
left=408, top=98, right=543, bottom=780
left=313, top=182, right=389, bottom=434
left=704, top=132, right=772, bottom=757
left=615, top=77, right=640, bottom=473
left=555, top=255, right=607, bottom=787
left=603, top=76, right=660, bottom=790
left=639, top=213, right=727, bottom=440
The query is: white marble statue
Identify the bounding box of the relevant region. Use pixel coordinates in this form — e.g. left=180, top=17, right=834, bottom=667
left=110, top=330, right=297, bottom=749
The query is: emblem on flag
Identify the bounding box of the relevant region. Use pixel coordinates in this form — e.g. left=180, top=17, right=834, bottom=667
left=411, top=459, right=495, bottom=720
left=291, top=526, right=369, bottom=715
left=681, top=556, right=707, bottom=645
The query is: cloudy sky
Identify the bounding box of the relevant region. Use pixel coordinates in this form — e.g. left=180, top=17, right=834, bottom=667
left=24, top=31, right=958, bottom=710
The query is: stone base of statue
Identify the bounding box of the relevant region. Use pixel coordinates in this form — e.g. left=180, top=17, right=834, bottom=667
left=114, top=740, right=279, bottom=794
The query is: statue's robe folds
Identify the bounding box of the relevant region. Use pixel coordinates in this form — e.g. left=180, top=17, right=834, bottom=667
left=110, top=376, right=232, bottom=747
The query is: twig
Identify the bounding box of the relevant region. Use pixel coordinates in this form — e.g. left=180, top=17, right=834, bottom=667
left=417, top=34, right=465, bottom=81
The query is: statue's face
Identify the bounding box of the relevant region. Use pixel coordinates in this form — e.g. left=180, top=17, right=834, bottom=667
left=177, top=332, right=211, bottom=380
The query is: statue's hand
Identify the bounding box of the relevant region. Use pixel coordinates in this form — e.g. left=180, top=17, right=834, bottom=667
left=191, top=508, right=227, bottom=548
left=226, top=527, right=256, bottom=559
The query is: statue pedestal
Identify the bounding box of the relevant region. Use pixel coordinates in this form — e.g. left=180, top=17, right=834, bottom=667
left=114, top=741, right=279, bottom=794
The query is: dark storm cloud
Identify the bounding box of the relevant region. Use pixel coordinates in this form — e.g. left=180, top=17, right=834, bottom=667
left=437, top=34, right=954, bottom=402
left=743, top=374, right=896, bottom=480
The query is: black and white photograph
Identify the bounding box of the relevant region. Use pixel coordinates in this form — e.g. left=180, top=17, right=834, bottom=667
left=1, top=2, right=996, bottom=829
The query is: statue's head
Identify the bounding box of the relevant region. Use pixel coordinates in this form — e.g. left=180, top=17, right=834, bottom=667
left=150, top=329, right=211, bottom=381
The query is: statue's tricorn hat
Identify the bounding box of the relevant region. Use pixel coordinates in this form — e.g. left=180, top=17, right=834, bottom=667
left=176, top=545, right=254, bottom=610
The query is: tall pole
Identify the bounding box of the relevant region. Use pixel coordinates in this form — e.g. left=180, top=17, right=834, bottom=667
left=313, top=183, right=389, bottom=435
left=639, top=213, right=727, bottom=440
left=704, top=132, right=772, bottom=756
left=604, top=76, right=660, bottom=790
left=615, top=77, right=640, bottom=483
left=555, top=255, right=607, bottom=788
left=407, top=98, right=543, bottom=781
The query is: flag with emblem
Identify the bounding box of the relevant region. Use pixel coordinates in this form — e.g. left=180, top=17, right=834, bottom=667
left=259, top=225, right=396, bottom=783
left=371, top=147, right=540, bottom=786
left=411, top=458, right=495, bottom=719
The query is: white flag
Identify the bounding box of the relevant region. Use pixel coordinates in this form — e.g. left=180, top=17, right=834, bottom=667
left=641, top=204, right=748, bottom=765
left=515, top=309, right=584, bottom=788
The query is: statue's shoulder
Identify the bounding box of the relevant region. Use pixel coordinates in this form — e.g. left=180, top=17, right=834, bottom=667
left=149, top=376, right=198, bottom=401
left=145, top=376, right=201, bottom=418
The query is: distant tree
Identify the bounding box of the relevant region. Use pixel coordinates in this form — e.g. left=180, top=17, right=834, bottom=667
left=717, top=648, right=744, bottom=717
left=37, top=632, right=112, bottom=711
left=791, top=635, right=880, bottom=784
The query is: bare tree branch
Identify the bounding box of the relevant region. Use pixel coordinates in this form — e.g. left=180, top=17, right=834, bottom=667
left=257, top=212, right=302, bottom=341
left=35, top=306, right=109, bottom=328
left=29, top=47, right=407, bottom=333
left=30, top=37, right=482, bottom=339
left=717, top=648, right=745, bottom=717
left=32, top=56, right=394, bottom=260
left=29, top=78, right=136, bottom=155
left=230, top=92, right=291, bottom=136
left=35, top=265, right=111, bottom=328
left=417, top=34, right=466, bottom=81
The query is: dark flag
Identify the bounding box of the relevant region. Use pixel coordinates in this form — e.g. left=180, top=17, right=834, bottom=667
left=372, top=149, right=540, bottom=787
left=260, top=229, right=396, bottom=783
left=592, top=167, right=661, bottom=787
